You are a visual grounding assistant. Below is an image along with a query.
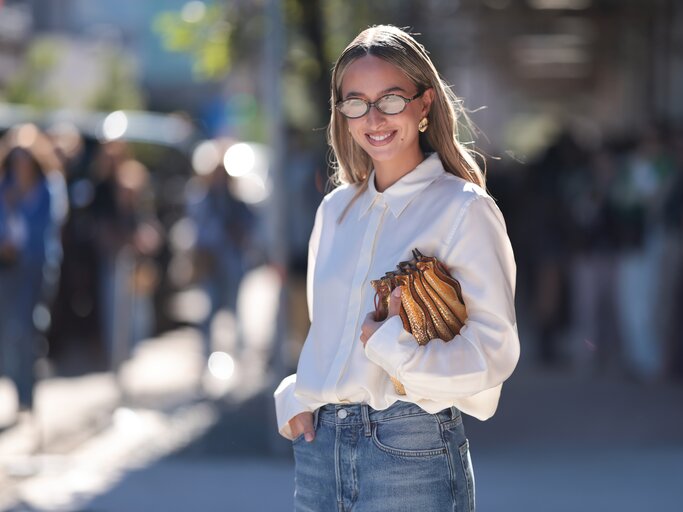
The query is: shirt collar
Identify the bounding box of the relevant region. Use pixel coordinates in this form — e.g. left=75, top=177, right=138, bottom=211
left=358, top=153, right=444, bottom=220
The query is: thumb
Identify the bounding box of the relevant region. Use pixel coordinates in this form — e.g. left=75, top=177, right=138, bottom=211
left=388, top=286, right=402, bottom=317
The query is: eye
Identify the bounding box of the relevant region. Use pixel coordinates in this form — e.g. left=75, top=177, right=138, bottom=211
left=338, top=98, right=368, bottom=118
left=376, top=95, right=408, bottom=114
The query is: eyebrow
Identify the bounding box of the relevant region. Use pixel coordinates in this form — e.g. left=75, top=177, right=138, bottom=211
left=343, top=86, right=407, bottom=99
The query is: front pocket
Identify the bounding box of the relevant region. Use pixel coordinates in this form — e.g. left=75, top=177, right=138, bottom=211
left=371, top=415, right=447, bottom=458
left=291, top=432, right=307, bottom=444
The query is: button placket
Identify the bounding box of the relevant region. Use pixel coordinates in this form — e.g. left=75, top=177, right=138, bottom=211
left=323, top=200, right=388, bottom=394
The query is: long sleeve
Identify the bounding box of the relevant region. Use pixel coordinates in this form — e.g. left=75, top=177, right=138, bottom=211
left=274, top=374, right=313, bottom=440
left=274, top=201, right=324, bottom=439
left=363, top=195, right=519, bottom=415
left=306, top=202, right=324, bottom=323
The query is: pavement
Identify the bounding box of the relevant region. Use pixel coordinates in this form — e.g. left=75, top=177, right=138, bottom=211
left=0, top=273, right=682, bottom=510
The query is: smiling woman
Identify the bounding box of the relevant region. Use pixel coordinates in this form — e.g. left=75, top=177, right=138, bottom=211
left=274, top=25, right=519, bottom=512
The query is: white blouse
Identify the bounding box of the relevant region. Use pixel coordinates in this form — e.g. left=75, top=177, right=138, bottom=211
left=274, top=153, right=520, bottom=440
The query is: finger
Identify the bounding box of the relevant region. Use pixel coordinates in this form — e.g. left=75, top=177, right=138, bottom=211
left=298, top=414, right=315, bottom=442
left=388, top=286, right=402, bottom=317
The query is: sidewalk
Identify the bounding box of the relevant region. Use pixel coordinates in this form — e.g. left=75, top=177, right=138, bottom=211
left=0, top=327, right=223, bottom=511
left=2, top=333, right=683, bottom=511
left=0, top=265, right=284, bottom=512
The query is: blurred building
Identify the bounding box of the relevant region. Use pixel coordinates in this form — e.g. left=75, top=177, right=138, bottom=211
left=410, top=0, right=683, bottom=158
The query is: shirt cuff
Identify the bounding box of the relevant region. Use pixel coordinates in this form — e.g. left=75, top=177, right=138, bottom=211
left=273, top=374, right=312, bottom=440
left=364, top=315, right=418, bottom=377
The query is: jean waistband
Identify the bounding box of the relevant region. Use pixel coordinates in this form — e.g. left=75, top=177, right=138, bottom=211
left=316, top=400, right=460, bottom=428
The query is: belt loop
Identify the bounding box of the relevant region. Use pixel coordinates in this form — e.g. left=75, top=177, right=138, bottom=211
left=450, top=406, right=458, bottom=420
left=361, top=404, right=372, bottom=437
left=314, top=407, right=320, bottom=430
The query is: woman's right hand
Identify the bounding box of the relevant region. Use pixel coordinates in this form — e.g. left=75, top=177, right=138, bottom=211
left=288, top=411, right=315, bottom=442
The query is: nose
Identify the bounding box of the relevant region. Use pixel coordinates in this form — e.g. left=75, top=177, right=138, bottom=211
left=365, top=104, right=386, bottom=128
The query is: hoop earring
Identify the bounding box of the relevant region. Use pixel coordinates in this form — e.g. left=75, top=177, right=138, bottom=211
left=418, top=117, right=429, bottom=133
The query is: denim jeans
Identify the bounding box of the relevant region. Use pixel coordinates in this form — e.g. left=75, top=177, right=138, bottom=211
left=292, top=400, right=475, bottom=512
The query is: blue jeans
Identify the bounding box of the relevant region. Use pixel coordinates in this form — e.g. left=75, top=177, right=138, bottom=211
left=293, top=401, right=475, bottom=511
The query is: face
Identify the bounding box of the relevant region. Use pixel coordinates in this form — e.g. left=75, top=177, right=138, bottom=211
left=340, top=55, right=434, bottom=171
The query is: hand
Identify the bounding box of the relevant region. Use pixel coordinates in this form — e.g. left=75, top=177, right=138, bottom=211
left=288, top=411, right=315, bottom=442
left=360, top=286, right=402, bottom=347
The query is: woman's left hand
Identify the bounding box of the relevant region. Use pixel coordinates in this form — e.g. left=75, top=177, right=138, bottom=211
left=360, top=287, right=402, bottom=347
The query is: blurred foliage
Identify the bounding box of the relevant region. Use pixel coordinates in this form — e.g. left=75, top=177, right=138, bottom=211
left=3, top=37, right=144, bottom=112
left=89, top=46, right=145, bottom=111
left=3, top=38, right=62, bottom=108
left=153, top=2, right=233, bottom=81
left=150, top=0, right=428, bottom=142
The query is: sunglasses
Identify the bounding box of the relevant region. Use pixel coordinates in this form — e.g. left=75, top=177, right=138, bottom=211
left=335, top=91, right=423, bottom=119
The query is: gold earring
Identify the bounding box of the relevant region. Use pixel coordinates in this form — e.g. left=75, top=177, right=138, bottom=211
left=418, top=117, right=429, bottom=133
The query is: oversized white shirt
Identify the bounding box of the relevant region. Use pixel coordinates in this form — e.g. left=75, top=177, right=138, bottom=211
left=274, top=153, right=520, bottom=440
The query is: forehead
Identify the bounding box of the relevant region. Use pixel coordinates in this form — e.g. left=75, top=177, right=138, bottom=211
left=341, top=55, right=414, bottom=98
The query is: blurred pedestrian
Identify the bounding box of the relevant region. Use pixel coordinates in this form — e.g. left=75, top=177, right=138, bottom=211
left=274, top=25, right=519, bottom=511
left=524, top=131, right=581, bottom=367
left=566, top=148, right=620, bottom=373
left=612, top=128, right=673, bottom=381
left=186, top=158, right=256, bottom=362
left=661, top=132, right=683, bottom=378
left=91, top=141, right=131, bottom=366
left=91, top=143, right=162, bottom=368
left=0, top=137, right=56, bottom=416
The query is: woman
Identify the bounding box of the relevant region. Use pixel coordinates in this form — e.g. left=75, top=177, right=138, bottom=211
left=0, top=144, right=54, bottom=414
left=274, top=25, right=519, bottom=511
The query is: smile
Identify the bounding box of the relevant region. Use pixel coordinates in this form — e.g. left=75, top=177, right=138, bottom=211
left=365, top=131, right=397, bottom=146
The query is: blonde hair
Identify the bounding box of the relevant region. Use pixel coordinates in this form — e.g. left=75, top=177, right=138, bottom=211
left=328, top=25, right=486, bottom=222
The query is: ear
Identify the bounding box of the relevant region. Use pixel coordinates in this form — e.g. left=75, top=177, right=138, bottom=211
left=421, top=88, right=435, bottom=117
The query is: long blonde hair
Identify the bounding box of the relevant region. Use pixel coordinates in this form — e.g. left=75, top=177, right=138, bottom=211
left=328, top=25, right=486, bottom=222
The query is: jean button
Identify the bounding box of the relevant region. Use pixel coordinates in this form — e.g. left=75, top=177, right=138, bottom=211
left=337, top=408, right=348, bottom=419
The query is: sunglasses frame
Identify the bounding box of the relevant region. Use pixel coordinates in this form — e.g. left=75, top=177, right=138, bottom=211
left=335, top=91, right=424, bottom=119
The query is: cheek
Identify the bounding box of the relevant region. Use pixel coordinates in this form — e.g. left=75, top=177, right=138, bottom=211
left=348, top=123, right=367, bottom=144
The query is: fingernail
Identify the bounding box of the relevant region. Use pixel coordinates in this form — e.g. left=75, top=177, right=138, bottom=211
left=305, top=432, right=314, bottom=442
left=392, top=288, right=401, bottom=296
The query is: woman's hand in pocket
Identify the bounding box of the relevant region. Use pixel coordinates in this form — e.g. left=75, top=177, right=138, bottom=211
left=289, top=411, right=315, bottom=442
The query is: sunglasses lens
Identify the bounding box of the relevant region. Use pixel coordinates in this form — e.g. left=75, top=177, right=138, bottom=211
left=377, top=95, right=407, bottom=115
left=338, top=99, right=368, bottom=118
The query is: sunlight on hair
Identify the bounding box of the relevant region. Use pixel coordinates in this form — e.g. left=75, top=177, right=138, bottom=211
left=208, top=351, right=235, bottom=380
left=102, top=111, right=128, bottom=141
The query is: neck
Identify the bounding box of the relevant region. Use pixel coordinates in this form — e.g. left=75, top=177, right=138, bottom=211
left=373, top=148, right=425, bottom=192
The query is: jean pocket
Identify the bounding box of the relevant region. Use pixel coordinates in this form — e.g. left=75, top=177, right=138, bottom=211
left=291, top=432, right=307, bottom=444
left=371, top=415, right=447, bottom=458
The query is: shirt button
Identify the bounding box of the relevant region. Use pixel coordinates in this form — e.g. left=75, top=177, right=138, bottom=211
left=337, top=408, right=348, bottom=419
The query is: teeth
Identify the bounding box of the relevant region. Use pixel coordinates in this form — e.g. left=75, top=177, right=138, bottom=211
left=368, top=132, right=392, bottom=141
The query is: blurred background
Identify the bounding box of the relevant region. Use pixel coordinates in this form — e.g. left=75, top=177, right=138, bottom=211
left=0, top=0, right=682, bottom=511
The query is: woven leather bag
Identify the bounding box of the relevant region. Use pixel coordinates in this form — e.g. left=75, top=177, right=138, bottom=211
left=370, top=248, right=467, bottom=395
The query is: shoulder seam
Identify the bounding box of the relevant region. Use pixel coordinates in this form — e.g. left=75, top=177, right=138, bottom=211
left=443, top=194, right=482, bottom=248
